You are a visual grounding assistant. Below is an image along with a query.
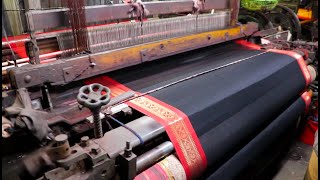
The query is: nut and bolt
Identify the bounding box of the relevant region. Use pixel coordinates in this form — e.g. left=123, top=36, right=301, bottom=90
left=91, top=144, right=100, bottom=155
left=80, top=136, right=90, bottom=147
left=122, top=107, right=133, bottom=116
left=54, top=134, right=68, bottom=146
left=225, top=32, right=229, bottom=40
left=24, top=75, right=32, bottom=83
left=78, top=104, right=83, bottom=110
left=124, top=141, right=132, bottom=158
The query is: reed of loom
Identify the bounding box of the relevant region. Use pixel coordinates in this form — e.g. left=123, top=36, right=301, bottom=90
left=64, top=0, right=89, bottom=56
left=57, top=11, right=231, bottom=56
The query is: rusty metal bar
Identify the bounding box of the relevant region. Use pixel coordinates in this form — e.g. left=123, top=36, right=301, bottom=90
left=2, top=38, right=31, bottom=46
left=26, top=0, right=230, bottom=31
left=8, top=23, right=258, bottom=89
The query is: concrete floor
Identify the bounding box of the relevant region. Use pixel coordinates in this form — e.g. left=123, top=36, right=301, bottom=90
left=273, top=141, right=313, bottom=180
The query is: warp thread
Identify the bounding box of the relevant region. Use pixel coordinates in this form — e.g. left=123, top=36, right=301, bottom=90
left=64, top=0, right=89, bottom=55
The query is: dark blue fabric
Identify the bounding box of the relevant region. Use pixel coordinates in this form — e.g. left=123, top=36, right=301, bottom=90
left=107, top=41, right=307, bottom=178
left=207, top=97, right=305, bottom=180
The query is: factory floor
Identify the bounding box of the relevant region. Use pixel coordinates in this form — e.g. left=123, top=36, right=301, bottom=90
left=272, top=141, right=313, bottom=180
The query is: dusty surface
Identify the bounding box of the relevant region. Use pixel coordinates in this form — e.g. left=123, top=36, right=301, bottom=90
left=273, top=141, right=313, bottom=180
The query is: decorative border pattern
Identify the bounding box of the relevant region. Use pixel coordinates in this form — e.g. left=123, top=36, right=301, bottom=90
left=135, top=155, right=186, bottom=180
left=129, top=96, right=204, bottom=177
left=85, top=76, right=207, bottom=179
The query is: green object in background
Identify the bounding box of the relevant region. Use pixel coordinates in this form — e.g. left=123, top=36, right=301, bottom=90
left=241, top=0, right=279, bottom=11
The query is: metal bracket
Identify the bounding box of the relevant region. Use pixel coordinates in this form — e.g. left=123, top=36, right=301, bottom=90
left=62, top=58, right=96, bottom=83
left=9, top=68, right=42, bottom=88
left=118, top=152, right=137, bottom=180
left=57, top=144, right=88, bottom=168
left=62, top=67, right=75, bottom=83
left=57, top=140, right=108, bottom=168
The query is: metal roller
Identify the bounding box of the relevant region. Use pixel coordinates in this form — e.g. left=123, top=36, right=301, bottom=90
left=94, top=116, right=165, bottom=158
left=136, top=141, right=174, bottom=174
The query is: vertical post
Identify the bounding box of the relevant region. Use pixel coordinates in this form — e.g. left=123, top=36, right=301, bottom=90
left=230, top=0, right=240, bottom=26
left=3, top=0, right=24, bottom=36
left=24, top=0, right=41, bottom=64
left=311, top=0, right=318, bottom=22
left=18, top=0, right=28, bottom=34
left=2, top=1, right=13, bottom=37
left=23, top=0, right=41, bottom=10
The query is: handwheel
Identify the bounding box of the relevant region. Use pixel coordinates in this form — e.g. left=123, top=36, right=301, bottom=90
left=264, top=4, right=302, bottom=40
left=77, top=83, right=111, bottom=109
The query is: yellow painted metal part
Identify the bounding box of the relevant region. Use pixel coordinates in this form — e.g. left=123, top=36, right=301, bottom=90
left=298, top=8, right=312, bottom=20
left=91, top=23, right=258, bottom=72
left=305, top=130, right=318, bottom=180
left=304, top=150, right=318, bottom=180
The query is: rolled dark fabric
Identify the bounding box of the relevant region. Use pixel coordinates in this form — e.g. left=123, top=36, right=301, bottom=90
left=207, top=96, right=306, bottom=180
left=87, top=41, right=309, bottom=178
left=198, top=78, right=305, bottom=171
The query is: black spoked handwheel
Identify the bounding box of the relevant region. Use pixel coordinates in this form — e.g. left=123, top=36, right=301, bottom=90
left=77, top=83, right=111, bottom=109
left=264, top=5, right=302, bottom=40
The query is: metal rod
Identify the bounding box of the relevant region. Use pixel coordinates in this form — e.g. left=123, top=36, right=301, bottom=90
left=105, top=91, right=135, bottom=107
left=92, top=107, right=103, bottom=138
left=2, top=51, right=62, bottom=66
left=136, top=141, right=174, bottom=174
left=300, top=20, right=312, bottom=25
left=2, top=38, right=31, bottom=46
left=43, top=85, right=54, bottom=111
left=2, top=17, right=17, bottom=66
left=94, top=116, right=165, bottom=158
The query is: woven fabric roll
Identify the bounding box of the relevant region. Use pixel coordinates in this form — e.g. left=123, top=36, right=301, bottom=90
left=134, top=155, right=186, bottom=180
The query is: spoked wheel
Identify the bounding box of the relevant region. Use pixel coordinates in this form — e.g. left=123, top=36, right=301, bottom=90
left=239, top=8, right=274, bottom=30
left=264, top=5, right=301, bottom=40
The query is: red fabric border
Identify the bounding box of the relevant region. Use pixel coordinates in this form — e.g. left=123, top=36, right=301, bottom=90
left=126, top=94, right=207, bottom=178
left=235, top=39, right=262, bottom=50
left=235, top=40, right=312, bottom=87
left=134, top=164, right=168, bottom=180
left=301, top=91, right=312, bottom=113
left=267, top=49, right=311, bottom=87
left=84, top=76, right=207, bottom=179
